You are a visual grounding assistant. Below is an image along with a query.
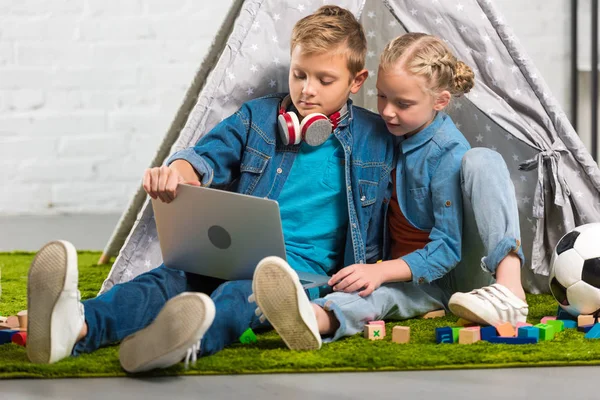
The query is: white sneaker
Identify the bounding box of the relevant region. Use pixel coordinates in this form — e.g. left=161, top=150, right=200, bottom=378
left=252, top=256, right=321, bottom=350
left=27, top=240, right=85, bottom=364
left=119, top=292, right=215, bottom=373
left=448, top=283, right=528, bottom=326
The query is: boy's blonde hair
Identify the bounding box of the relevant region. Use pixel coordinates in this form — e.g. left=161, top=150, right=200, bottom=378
left=380, top=33, right=475, bottom=96
left=291, top=5, right=366, bottom=76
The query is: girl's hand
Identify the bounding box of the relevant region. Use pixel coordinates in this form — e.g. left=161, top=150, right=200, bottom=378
left=143, top=166, right=200, bottom=203
left=328, top=263, right=384, bottom=297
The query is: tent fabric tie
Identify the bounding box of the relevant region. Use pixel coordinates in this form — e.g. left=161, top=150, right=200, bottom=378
left=519, top=140, right=570, bottom=219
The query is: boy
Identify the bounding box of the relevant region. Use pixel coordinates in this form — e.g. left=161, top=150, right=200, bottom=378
left=25, top=6, right=394, bottom=372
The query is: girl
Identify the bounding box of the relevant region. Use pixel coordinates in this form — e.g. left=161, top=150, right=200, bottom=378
left=252, top=33, right=528, bottom=349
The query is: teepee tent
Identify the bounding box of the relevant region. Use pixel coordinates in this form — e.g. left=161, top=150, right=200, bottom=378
left=98, top=0, right=600, bottom=295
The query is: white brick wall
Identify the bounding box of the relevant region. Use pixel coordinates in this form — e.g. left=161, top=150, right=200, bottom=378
left=0, top=0, right=235, bottom=214
left=0, top=0, right=571, bottom=215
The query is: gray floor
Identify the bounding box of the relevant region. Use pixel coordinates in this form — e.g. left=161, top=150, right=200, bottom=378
left=1, top=368, right=600, bottom=400
left=0, top=213, right=120, bottom=252
left=1, top=215, right=600, bottom=398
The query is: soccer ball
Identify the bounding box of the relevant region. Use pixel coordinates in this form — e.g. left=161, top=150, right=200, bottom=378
left=549, top=222, right=600, bottom=316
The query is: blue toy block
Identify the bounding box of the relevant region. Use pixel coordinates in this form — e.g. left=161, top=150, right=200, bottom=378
left=562, top=320, right=577, bottom=329
left=435, top=327, right=454, bottom=344
left=487, top=336, right=538, bottom=344
left=518, top=326, right=540, bottom=340
left=0, top=329, right=18, bottom=345
left=584, top=324, right=600, bottom=339
left=556, top=306, right=577, bottom=321
left=578, top=324, right=594, bottom=333
left=480, top=326, right=498, bottom=341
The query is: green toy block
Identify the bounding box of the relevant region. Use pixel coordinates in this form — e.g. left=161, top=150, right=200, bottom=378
left=451, top=327, right=463, bottom=342
left=534, top=323, right=555, bottom=341
left=239, top=328, right=258, bottom=344
left=546, top=319, right=564, bottom=333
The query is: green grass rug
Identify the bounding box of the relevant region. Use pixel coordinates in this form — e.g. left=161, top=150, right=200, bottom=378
left=2, top=252, right=600, bottom=379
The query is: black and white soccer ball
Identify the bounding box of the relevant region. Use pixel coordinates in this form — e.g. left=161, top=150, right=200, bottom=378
left=549, top=222, right=600, bottom=316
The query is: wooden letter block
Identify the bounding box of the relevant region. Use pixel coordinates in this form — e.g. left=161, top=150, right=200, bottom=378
left=364, top=324, right=384, bottom=340
left=392, top=326, right=410, bottom=344
left=496, top=322, right=516, bottom=337
left=422, top=309, right=446, bottom=319
left=578, top=315, right=595, bottom=327
left=435, top=327, right=454, bottom=344
left=17, top=310, right=27, bottom=331
left=459, top=327, right=480, bottom=344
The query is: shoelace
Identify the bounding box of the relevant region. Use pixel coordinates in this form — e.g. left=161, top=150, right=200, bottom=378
left=184, top=340, right=201, bottom=370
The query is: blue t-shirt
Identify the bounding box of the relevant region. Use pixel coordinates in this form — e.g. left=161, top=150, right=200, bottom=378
left=279, top=135, right=349, bottom=283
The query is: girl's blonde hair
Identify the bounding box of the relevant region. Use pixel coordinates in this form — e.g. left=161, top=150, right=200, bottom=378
left=291, top=5, right=366, bottom=76
left=380, top=33, right=475, bottom=96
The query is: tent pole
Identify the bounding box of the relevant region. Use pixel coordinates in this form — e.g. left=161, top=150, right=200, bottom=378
left=592, top=0, right=598, bottom=160
left=571, top=0, right=578, bottom=132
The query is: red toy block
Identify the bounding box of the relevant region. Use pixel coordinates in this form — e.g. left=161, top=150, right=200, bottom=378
left=11, top=331, right=27, bottom=347
left=369, top=320, right=385, bottom=326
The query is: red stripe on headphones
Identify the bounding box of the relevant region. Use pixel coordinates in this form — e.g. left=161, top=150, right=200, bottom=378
left=301, top=114, right=328, bottom=137
left=282, top=112, right=296, bottom=144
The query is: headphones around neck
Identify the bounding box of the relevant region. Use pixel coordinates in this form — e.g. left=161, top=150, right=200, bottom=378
left=277, top=95, right=348, bottom=146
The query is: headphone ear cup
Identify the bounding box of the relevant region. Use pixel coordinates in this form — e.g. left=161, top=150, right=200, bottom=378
left=300, top=113, right=332, bottom=146
left=278, top=112, right=301, bottom=145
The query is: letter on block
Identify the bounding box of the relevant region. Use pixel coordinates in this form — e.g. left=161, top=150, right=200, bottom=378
left=392, top=326, right=410, bottom=344
left=435, top=327, right=454, bottom=344
left=364, top=324, right=384, bottom=340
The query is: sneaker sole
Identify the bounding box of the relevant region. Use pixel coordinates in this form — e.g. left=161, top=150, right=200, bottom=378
left=253, top=259, right=320, bottom=351
left=448, top=295, right=500, bottom=326
left=119, top=293, right=215, bottom=373
left=26, top=240, right=78, bottom=364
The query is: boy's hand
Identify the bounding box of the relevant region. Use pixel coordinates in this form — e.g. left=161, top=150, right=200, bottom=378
left=328, top=263, right=384, bottom=297
left=143, top=165, right=201, bottom=203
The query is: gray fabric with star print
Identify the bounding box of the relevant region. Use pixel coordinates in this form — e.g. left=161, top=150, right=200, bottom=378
left=99, top=0, right=600, bottom=295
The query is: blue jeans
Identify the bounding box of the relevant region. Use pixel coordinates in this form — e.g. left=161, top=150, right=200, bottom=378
left=73, top=265, right=270, bottom=356
left=313, top=148, right=524, bottom=342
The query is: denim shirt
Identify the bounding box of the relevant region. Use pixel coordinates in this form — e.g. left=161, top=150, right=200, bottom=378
left=166, top=93, right=395, bottom=269
left=383, top=112, right=470, bottom=285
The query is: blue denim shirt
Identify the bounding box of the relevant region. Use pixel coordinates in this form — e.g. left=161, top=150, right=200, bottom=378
left=383, top=112, right=471, bottom=285
left=167, top=93, right=395, bottom=268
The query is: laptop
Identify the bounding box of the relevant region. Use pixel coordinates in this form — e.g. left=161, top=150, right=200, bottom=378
left=151, top=184, right=331, bottom=290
